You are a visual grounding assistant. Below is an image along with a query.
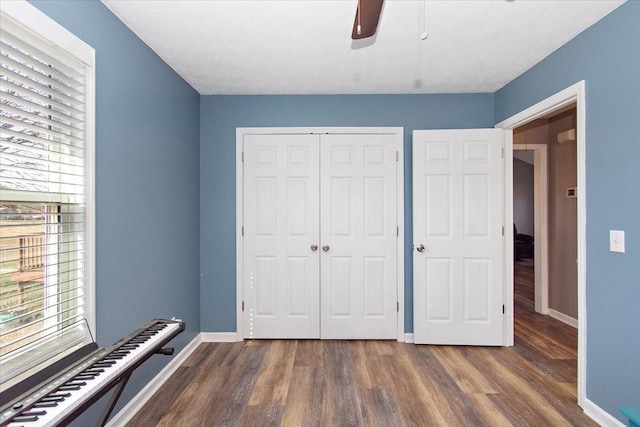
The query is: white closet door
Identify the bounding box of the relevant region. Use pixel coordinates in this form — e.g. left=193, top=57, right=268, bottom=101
left=243, top=134, right=320, bottom=338
left=413, top=129, right=504, bottom=345
left=320, top=134, right=398, bottom=339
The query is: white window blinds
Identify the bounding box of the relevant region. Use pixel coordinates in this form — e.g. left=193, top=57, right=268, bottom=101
left=0, top=19, right=86, bottom=203
left=0, top=4, right=95, bottom=385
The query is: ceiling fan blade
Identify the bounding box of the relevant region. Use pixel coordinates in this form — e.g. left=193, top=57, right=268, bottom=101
left=351, top=0, right=384, bottom=40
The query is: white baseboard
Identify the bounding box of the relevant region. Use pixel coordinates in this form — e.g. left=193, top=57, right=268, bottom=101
left=106, top=333, right=202, bottom=427
left=201, top=332, right=239, bottom=342
left=583, top=398, right=625, bottom=427
left=404, top=333, right=414, bottom=343
left=548, top=308, right=578, bottom=328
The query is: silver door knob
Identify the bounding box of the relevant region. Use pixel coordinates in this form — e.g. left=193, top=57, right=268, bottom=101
left=322, top=245, right=330, bottom=252
left=311, top=244, right=318, bottom=251
left=416, top=244, right=425, bottom=252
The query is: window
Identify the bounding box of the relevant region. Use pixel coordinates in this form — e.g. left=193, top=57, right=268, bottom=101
left=0, top=1, right=95, bottom=386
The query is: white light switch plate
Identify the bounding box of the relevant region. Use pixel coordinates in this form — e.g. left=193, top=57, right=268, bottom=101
left=609, top=230, right=625, bottom=253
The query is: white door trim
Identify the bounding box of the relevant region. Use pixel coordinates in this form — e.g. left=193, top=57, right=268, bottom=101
left=235, top=127, right=405, bottom=341
left=513, top=143, right=549, bottom=315
left=496, top=80, right=587, bottom=408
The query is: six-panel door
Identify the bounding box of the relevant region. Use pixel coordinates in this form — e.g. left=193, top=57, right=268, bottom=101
left=320, top=134, right=398, bottom=339
left=413, top=129, right=504, bottom=345
left=243, top=134, right=321, bottom=338
left=243, top=132, right=398, bottom=339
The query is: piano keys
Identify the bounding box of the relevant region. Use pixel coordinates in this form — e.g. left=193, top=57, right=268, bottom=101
left=0, top=318, right=185, bottom=427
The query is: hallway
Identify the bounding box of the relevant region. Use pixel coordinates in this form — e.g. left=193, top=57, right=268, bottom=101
left=514, top=259, right=578, bottom=384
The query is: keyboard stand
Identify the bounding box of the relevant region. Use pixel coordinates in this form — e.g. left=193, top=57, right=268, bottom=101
left=98, top=371, right=131, bottom=427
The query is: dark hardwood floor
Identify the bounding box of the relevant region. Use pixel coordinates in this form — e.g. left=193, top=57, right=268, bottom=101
left=128, top=260, right=592, bottom=426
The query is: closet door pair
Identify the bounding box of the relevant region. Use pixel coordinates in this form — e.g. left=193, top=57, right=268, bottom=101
left=243, top=132, right=397, bottom=339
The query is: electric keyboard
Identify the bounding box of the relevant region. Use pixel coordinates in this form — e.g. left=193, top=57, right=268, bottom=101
left=0, top=318, right=185, bottom=427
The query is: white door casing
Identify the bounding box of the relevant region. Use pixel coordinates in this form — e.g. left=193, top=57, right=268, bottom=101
left=413, top=129, right=505, bottom=345
left=243, top=134, right=320, bottom=338
left=320, top=134, right=398, bottom=339
left=496, top=81, right=586, bottom=407
left=239, top=128, right=403, bottom=340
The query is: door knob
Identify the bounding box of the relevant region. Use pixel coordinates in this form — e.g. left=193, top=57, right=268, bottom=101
left=322, top=245, right=330, bottom=252
left=311, top=244, right=318, bottom=251
left=416, top=244, right=425, bottom=253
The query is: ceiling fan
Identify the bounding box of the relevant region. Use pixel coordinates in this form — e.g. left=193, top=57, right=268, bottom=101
left=351, top=0, right=385, bottom=39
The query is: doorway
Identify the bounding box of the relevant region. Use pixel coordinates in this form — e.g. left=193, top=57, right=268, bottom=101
left=235, top=127, right=405, bottom=340
left=513, top=106, right=578, bottom=326
left=497, top=81, right=586, bottom=407
left=513, top=143, right=548, bottom=315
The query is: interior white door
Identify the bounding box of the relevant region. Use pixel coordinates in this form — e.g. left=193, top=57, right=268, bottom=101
left=243, top=134, right=320, bottom=338
left=320, top=134, right=398, bottom=339
left=413, top=129, right=504, bottom=345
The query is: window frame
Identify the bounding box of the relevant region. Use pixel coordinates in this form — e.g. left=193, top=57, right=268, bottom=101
left=0, top=0, right=95, bottom=384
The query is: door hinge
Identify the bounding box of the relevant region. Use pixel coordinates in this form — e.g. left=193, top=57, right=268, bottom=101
left=502, top=304, right=505, bottom=314
left=242, top=226, right=244, bottom=236
left=501, top=148, right=504, bottom=158
left=396, top=151, right=399, bottom=162
left=397, top=301, right=400, bottom=312
left=397, top=226, right=399, bottom=236
left=502, top=226, right=505, bottom=236
left=242, top=301, right=245, bottom=312
left=242, top=151, right=244, bottom=162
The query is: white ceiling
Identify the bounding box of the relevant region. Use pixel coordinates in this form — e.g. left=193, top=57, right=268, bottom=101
left=101, top=0, right=624, bottom=95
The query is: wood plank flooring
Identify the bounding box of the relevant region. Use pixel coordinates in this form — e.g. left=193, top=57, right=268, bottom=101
left=128, top=260, right=593, bottom=426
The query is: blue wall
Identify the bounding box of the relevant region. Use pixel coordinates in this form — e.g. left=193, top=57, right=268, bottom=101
left=200, top=94, right=494, bottom=333
left=28, top=0, right=201, bottom=420
left=495, top=1, right=640, bottom=422
left=23, top=0, right=638, bottom=423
